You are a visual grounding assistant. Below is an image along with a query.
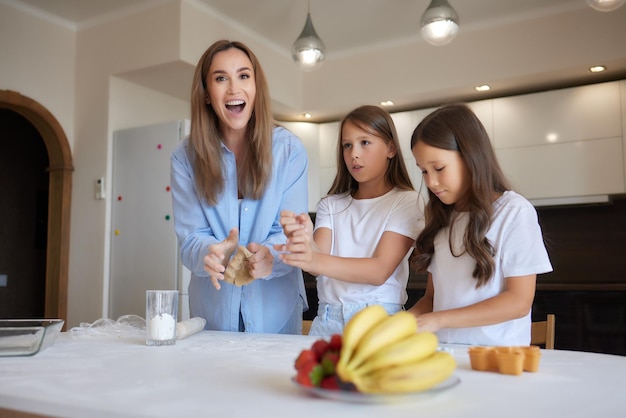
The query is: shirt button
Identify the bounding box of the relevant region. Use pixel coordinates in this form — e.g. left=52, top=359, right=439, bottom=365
left=243, top=207, right=249, bottom=212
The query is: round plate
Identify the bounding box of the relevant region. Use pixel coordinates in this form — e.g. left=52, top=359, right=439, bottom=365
left=291, top=375, right=460, bottom=404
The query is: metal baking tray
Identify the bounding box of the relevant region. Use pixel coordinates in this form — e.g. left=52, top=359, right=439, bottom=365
left=0, top=319, right=64, bottom=357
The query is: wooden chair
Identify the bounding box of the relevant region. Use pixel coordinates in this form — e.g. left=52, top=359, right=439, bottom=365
left=302, top=320, right=313, bottom=335
left=531, top=314, right=556, bottom=349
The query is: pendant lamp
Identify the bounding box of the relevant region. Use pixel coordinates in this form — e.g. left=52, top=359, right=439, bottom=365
left=291, top=1, right=325, bottom=71
left=586, top=0, right=625, bottom=11
left=420, top=0, right=460, bottom=46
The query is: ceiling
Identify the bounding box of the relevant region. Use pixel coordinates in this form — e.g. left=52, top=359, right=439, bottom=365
left=8, top=0, right=626, bottom=121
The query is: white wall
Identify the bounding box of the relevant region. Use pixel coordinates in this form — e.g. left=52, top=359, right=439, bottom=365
left=108, top=78, right=190, bottom=133
left=0, top=1, right=75, bottom=143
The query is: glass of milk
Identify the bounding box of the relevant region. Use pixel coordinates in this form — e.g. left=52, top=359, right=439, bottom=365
left=146, top=290, right=178, bottom=346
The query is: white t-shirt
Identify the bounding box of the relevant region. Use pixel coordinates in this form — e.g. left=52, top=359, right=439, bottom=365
left=432, top=191, right=553, bottom=346
left=314, top=188, right=424, bottom=306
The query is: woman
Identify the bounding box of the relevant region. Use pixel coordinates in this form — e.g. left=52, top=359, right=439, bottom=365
left=170, top=40, right=309, bottom=334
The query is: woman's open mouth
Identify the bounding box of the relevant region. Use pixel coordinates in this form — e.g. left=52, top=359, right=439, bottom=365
left=226, top=99, right=245, bottom=113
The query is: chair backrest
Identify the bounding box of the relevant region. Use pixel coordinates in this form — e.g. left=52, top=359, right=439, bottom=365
left=531, top=314, right=556, bottom=349
left=302, top=320, right=313, bottom=335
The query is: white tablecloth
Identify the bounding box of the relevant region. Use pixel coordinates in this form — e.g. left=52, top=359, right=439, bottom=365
left=0, top=330, right=625, bottom=418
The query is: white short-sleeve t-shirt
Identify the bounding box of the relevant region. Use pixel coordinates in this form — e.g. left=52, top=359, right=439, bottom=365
left=314, top=188, right=424, bottom=306
left=431, top=191, right=553, bottom=346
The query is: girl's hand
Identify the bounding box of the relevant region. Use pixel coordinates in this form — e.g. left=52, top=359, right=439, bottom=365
left=278, top=210, right=304, bottom=238
left=246, top=243, right=274, bottom=279
left=203, top=228, right=239, bottom=290
left=294, top=212, right=314, bottom=243
left=277, top=210, right=315, bottom=244
left=276, top=226, right=319, bottom=274
left=275, top=211, right=319, bottom=273
left=414, top=312, right=442, bottom=333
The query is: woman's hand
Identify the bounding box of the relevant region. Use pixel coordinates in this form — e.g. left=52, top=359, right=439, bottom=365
left=203, top=228, right=239, bottom=290
left=246, top=243, right=274, bottom=279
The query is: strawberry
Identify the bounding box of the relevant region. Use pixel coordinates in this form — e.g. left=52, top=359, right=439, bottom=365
left=296, top=361, right=325, bottom=387
left=311, top=339, right=331, bottom=361
left=328, top=334, right=342, bottom=351
left=294, top=349, right=317, bottom=371
left=321, top=351, right=340, bottom=375
left=320, top=375, right=341, bottom=390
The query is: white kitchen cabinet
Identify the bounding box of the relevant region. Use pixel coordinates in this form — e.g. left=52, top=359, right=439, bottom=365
left=390, top=110, right=414, bottom=162
left=491, top=81, right=624, bottom=202
left=319, top=122, right=339, bottom=168
left=280, top=121, right=321, bottom=213
left=496, top=137, right=624, bottom=200
left=493, top=82, right=622, bottom=148
left=390, top=110, right=427, bottom=195
left=318, top=122, right=339, bottom=201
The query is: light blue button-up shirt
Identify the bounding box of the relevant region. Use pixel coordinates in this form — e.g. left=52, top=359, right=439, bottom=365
left=170, top=126, right=309, bottom=333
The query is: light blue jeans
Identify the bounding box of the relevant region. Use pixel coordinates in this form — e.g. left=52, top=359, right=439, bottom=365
left=308, top=302, right=403, bottom=337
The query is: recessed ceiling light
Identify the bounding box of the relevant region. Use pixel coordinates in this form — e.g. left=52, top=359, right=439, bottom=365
left=546, top=133, right=559, bottom=143
left=475, top=85, right=491, bottom=92
left=589, top=65, right=606, bottom=73
left=302, top=113, right=312, bottom=119
left=380, top=100, right=395, bottom=106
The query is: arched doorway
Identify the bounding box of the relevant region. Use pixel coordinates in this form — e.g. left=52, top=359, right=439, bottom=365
left=0, top=90, right=73, bottom=322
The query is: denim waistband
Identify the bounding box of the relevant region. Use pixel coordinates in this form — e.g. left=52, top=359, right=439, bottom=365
left=316, top=302, right=403, bottom=322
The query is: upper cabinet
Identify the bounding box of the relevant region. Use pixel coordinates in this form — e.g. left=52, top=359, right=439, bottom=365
left=493, top=82, right=622, bottom=148
left=492, top=81, right=625, bottom=202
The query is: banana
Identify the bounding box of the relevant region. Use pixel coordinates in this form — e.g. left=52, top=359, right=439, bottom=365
left=354, top=350, right=456, bottom=394
left=344, top=310, right=417, bottom=372
left=336, top=305, right=389, bottom=382
left=351, top=331, right=439, bottom=376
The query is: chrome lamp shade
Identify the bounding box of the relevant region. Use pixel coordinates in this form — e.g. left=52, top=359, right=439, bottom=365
left=420, top=0, right=460, bottom=46
left=291, top=12, right=326, bottom=71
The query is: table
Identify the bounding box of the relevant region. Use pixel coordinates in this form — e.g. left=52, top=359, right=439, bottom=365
left=1, top=330, right=625, bottom=418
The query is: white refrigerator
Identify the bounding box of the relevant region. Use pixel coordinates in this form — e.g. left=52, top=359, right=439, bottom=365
left=109, top=120, right=191, bottom=321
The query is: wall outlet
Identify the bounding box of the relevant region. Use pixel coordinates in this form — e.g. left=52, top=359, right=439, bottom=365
left=0, top=274, right=7, bottom=287
left=95, top=177, right=106, bottom=200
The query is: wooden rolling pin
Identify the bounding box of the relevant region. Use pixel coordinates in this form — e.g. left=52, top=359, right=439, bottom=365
left=175, top=317, right=206, bottom=340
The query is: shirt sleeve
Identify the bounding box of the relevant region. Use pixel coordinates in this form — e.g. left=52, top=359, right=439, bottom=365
left=499, top=198, right=553, bottom=278
left=313, top=195, right=332, bottom=231
left=385, top=190, right=425, bottom=240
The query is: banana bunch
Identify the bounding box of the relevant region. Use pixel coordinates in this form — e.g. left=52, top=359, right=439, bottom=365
left=336, top=305, right=456, bottom=394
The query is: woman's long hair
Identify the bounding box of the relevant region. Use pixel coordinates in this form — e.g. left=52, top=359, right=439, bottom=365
left=410, top=103, right=511, bottom=287
left=189, top=40, right=273, bottom=205
left=328, top=105, right=414, bottom=195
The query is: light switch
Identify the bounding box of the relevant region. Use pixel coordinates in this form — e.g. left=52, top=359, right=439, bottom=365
left=95, top=177, right=106, bottom=200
